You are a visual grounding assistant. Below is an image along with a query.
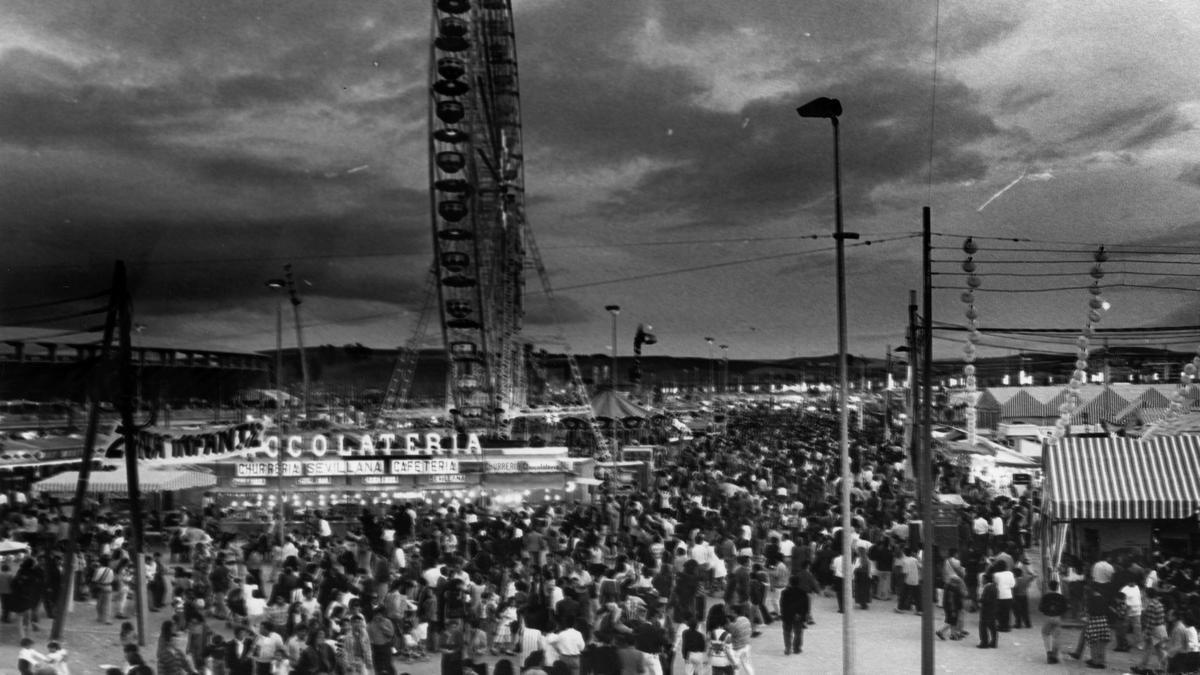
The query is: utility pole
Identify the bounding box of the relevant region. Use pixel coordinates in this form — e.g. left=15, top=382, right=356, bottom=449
left=53, top=265, right=120, bottom=642
left=116, top=261, right=149, bottom=647
left=920, top=207, right=936, bottom=674
left=884, top=345, right=892, bottom=443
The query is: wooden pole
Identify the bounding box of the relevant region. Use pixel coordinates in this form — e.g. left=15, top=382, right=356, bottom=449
left=920, top=207, right=936, bottom=674
left=116, top=261, right=149, bottom=646
left=51, top=263, right=120, bottom=641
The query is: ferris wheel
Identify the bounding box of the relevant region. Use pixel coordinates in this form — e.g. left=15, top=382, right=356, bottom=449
left=428, top=0, right=527, bottom=430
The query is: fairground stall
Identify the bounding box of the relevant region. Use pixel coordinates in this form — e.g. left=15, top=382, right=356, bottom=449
left=1041, top=436, right=1200, bottom=578
left=85, top=419, right=595, bottom=533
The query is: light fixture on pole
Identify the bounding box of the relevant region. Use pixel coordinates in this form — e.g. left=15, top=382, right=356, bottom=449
left=265, top=271, right=307, bottom=549
left=720, top=344, right=729, bottom=393
left=605, top=305, right=621, bottom=391
left=605, top=304, right=621, bottom=459
left=705, top=337, right=715, bottom=393
left=798, top=95, right=859, bottom=675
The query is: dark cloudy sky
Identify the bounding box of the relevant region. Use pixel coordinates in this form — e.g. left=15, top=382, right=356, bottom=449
left=4, top=0, right=1200, bottom=362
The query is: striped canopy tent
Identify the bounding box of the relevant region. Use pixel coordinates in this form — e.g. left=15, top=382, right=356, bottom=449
left=33, top=468, right=216, bottom=495
left=978, top=387, right=1051, bottom=419
left=1048, top=386, right=1130, bottom=425
left=1043, top=436, right=1200, bottom=521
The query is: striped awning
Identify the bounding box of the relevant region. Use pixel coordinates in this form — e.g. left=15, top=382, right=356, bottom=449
left=33, top=468, right=216, bottom=494
left=1044, top=436, right=1200, bottom=520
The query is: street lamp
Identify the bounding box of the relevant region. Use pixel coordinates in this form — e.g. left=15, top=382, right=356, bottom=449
left=266, top=268, right=310, bottom=549
left=720, top=344, right=729, bottom=393
left=605, top=305, right=621, bottom=391
left=605, top=304, right=620, bottom=459
left=705, top=337, right=715, bottom=394
left=797, top=95, right=858, bottom=674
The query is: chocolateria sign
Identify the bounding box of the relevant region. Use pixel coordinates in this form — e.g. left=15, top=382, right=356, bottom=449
left=129, top=422, right=485, bottom=463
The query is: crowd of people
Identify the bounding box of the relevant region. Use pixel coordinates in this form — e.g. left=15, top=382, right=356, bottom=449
left=0, top=405, right=1199, bottom=674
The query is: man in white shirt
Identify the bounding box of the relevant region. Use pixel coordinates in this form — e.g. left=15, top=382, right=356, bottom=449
left=251, top=621, right=287, bottom=673
left=992, top=562, right=1016, bottom=632
left=989, top=515, right=1005, bottom=553
left=1118, top=580, right=1143, bottom=652
left=280, top=537, right=299, bottom=562
left=547, top=621, right=586, bottom=675
left=972, top=512, right=990, bottom=549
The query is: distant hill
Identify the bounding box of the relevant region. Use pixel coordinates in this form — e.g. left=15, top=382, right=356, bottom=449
left=3, top=341, right=1186, bottom=405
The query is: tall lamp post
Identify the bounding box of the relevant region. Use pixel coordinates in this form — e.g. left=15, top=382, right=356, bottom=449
left=266, top=271, right=306, bottom=548
left=720, top=344, right=729, bottom=393
left=798, top=95, right=858, bottom=674
left=267, top=265, right=310, bottom=420
left=606, top=304, right=620, bottom=458
left=705, top=337, right=715, bottom=394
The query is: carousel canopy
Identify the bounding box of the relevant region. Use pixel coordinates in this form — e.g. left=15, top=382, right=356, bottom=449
left=34, top=468, right=216, bottom=495
left=589, top=390, right=650, bottom=421
left=1044, top=436, right=1200, bottom=521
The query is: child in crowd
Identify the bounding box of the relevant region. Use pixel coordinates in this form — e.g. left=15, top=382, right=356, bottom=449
left=119, top=621, right=138, bottom=647
left=17, top=637, right=47, bottom=675
left=43, top=642, right=69, bottom=675
left=401, top=615, right=429, bottom=661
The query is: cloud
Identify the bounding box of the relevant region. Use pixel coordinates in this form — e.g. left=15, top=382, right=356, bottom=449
left=1179, top=163, right=1200, bottom=189
left=1119, top=108, right=1193, bottom=150
left=997, top=86, right=1055, bottom=114
left=1068, top=99, right=1178, bottom=147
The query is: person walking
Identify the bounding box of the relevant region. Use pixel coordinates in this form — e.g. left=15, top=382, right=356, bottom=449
left=1037, top=579, right=1068, bottom=663
left=976, top=573, right=998, bottom=649
left=991, top=560, right=1015, bottom=632
left=895, top=549, right=921, bottom=615
left=92, top=556, right=116, bottom=625
left=679, top=617, right=706, bottom=675
left=707, top=613, right=735, bottom=675
left=1069, top=587, right=1111, bottom=669
left=869, top=537, right=894, bottom=601
left=724, top=609, right=756, bottom=675
left=1132, top=586, right=1168, bottom=675
left=368, top=607, right=397, bottom=675
left=779, top=574, right=810, bottom=655
left=936, top=575, right=967, bottom=641
left=1011, top=567, right=1035, bottom=629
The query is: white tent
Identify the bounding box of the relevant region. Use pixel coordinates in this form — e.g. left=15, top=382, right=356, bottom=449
left=34, top=468, right=216, bottom=495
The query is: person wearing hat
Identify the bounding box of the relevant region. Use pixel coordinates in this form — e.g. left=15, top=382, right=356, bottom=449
left=368, top=608, right=396, bottom=675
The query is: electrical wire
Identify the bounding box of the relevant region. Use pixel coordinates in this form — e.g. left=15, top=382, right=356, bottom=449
left=0, top=290, right=109, bottom=313
left=934, top=270, right=1200, bottom=278
left=552, top=233, right=919, bottom=292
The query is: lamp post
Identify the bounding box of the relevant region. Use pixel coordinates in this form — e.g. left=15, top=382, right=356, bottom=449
left=265, top=273, right=301, bottom=549
left=720, top=344, right=729, bottom=393
left=798, top=95, right=858, bottom=675
left=705, top=337, right=715, bottom=394
left=606, top=304, right=620, bottom=458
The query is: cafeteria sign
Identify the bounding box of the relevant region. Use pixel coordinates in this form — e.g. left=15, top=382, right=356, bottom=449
left=236, top=457, right=461, bottom=478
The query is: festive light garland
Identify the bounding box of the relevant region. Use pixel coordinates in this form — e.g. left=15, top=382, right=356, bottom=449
left=961, top=238, right=982, bottom=445
left=1158, top=342, right=1200, bottom=432
left=1049, top=246, right=1109, bottom=444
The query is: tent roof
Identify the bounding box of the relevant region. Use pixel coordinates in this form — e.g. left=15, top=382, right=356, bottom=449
left=590, top=390, right=651, bottom=420
left=33, top=468, right=216, bottom=494
left=1043, top=436, right=1200, bottom=520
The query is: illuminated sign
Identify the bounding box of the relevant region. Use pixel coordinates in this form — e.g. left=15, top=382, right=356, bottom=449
left=487, top=459, right=563, bottom=473
left=136, top=422, right=265, bottom=462
left=132, top=424, right=483, bottom=464
left=254, top=432, right=482, bottom=459
left=235, top=458, right=461, bottom=478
